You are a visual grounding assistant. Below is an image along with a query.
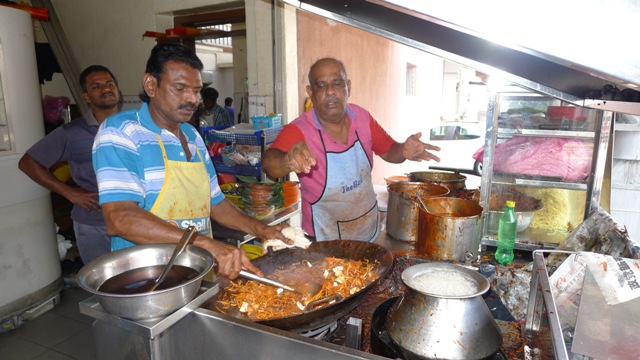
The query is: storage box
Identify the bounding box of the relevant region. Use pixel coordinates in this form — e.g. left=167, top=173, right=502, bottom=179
left=250, top=114, right=282, bottom=130
left=205, top=126, right=283, bottom=145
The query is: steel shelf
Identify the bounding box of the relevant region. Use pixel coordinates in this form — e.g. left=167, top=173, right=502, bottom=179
left=203, top=126, right=283, bottom=181
left=204, top=126, right=283, bottom=146
left=490, top=178, right=588, bottom=191
left=497, top=129, right=595, bottom=139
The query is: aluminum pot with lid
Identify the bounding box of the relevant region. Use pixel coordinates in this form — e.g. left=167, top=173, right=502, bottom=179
left=407, top=170, right=467, bottom=191
left=386, top=263, right=503, bottom=360
left=386, top=182, right=449, bottom=242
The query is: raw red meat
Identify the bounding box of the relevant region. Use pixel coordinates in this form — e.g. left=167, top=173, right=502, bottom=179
left=472, top=137, right=592, bottom=181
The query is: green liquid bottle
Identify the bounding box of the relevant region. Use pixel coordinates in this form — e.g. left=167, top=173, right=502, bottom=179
left=495, top=200, right=517, bottom=265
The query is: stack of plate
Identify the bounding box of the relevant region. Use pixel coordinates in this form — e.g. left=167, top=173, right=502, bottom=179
left=240, top=182, right=283, bottom=219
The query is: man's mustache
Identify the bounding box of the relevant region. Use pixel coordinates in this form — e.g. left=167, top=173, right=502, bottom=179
left=178, top=103, right=198, bottom=111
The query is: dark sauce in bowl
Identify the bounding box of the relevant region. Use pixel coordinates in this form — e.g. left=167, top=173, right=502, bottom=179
left=98, top=265, right=200, bottom=294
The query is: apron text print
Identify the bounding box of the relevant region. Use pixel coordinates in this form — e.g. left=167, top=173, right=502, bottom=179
left=342, top=178, right=363, bottom=193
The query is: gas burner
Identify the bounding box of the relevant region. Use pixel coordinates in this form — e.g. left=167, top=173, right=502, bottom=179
left=297, top=320, right=339, bottom=340
left=370, top=297, right=508, bottom=360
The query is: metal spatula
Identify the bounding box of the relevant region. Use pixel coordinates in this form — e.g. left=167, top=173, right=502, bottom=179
left=238, top=270, right=322, bottom=297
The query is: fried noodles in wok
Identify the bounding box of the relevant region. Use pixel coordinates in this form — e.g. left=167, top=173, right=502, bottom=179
left=216, top=257, right=378, bottom=321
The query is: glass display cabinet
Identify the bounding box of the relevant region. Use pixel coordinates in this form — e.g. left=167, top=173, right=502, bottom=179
left=479, top=86, right=612, bottom=250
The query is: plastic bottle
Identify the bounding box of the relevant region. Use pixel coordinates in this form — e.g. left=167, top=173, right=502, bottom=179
left=495, top=200, right=517, bottom=265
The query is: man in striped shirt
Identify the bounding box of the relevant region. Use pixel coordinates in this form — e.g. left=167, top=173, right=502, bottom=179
left=92, top=43, right=288, bottom=279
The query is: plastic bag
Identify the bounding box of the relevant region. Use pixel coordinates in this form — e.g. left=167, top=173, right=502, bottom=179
left=220, top=145, right=248, bottom=166
left=585, top=253, right=640, bottom=305
left=207, top=142, right=226, bottom=157
left=245, top=152, right=261, bottom=166
left=42, top=95, right=71, bottom=124
left=43, top=95, right=70, bottom=109
left=57, top=233, right=72, bottom=260
left=473, top=137, right=593, bottom=181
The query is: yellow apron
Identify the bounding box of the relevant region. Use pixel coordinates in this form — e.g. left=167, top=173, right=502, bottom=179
left=150, top=134, right=212, bottom=237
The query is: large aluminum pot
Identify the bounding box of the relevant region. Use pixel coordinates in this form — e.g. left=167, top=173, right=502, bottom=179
left=77, top=244, right=214, bottom=321
left=386, top=263, right=502, bottom=360
left=407, top=170, right=467, bottom=191
left=416, top=197, right=483, bottom=262
left=386, top=182, right=449, bottom=242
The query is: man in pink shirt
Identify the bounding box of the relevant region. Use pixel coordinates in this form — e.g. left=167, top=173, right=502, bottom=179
left=262, top=58, right=440, bottom=242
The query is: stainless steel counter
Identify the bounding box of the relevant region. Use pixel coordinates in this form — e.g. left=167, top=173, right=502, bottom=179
left=82, top=293, right=391, bottom=360
left=373, top=228, right=414, bottom=253
left=79, top=230, right=419, bottom=360
left=80, top=226, right=524, bottom=360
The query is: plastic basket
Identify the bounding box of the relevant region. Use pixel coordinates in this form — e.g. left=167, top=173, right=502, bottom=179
left=220, top=145, right=239, bottom=167
left=200, top=125, right=230, bottom=139
left=212, top=156, right=261, bottom=177
left=251, top=115, right=282, bottom=130
left=205, top=126, right=283, bottom=146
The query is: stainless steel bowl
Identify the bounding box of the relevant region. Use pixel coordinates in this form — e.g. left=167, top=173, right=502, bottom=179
left=487, top=204, right=543, bottom=233
left=77, top=244, right=214, bottom=321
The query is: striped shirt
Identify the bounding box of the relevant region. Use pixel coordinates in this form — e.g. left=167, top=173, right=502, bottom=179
left=92, top=102, right=224, bottom=212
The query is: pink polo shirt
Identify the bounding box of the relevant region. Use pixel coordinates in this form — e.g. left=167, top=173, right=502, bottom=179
left=270, top=104, right=395, bottom=236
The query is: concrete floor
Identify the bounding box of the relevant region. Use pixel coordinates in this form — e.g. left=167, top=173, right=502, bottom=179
left=0, top=192, right=97, bottom=360
left=0, top=284, right=96, bottom=360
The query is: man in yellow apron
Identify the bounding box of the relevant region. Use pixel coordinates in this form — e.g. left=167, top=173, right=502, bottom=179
left=93, top=43, right=289, bottom=279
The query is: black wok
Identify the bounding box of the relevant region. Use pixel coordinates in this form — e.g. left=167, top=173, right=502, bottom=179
left=208, top=240, right=394, bottom=332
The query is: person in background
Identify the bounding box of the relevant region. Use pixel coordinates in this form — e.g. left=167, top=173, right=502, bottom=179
left=262, top=57, right=441, bottom=242
left=92, top=43, right=289, bottom=279
left=19, top=65, right=120, bottom=265
left=197, top=86, right=231, bottom=128
left=224, top=96, right=235, bottom=124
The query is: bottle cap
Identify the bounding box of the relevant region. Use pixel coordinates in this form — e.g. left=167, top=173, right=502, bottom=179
left=506, top=200, right=515, bottom=207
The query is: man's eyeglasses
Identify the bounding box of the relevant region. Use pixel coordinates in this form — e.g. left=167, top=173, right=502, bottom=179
left=313, top=79, right=347, bottom=91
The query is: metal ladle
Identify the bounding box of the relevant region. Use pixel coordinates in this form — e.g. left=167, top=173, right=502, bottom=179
left=148, top=225, right=197, bottom=292
left=238, top=269, right=322, bottom=298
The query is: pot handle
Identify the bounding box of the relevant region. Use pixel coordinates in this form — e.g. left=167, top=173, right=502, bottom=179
left=304, top=293, right=343, bottom=311
left=469, top=215, right=485, bottom=262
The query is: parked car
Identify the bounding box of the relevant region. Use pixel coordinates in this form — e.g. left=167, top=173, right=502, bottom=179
left=427, top=122, right=485, bottom=176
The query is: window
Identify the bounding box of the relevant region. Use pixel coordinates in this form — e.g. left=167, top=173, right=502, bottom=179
left=0, top=43, right=11, bottom=152
left=430, top=125, right=480, bottom=141
left=406, top=63, right=416, bottom=96
left=197, top=24, right=232, bottom=48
